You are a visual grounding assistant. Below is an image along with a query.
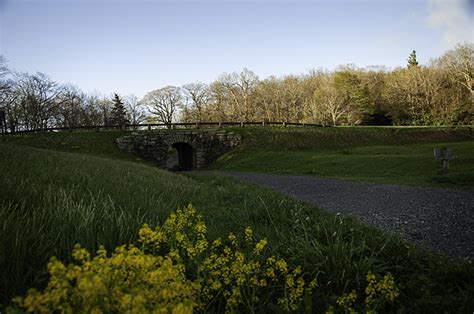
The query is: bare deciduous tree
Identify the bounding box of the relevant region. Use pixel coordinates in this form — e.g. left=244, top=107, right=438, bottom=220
left=315, top=76, right=346, bottom=126
left=82, top=93, right=105, bottom=126
left=182, top=82, right=210, bottom=123
left=15, top=72, right=63, bottom=130
left=0, top=55, right=10, bottom=98
left=215, top=68, right=259, bottom=121
left=0, top=81, right=22, bottom=132
left=253, top=76, right=281, bottom=122
left=281, top=75, right=305, bottom=122
left=57, top=84, right=85, bottom=128
left=124, top=94, right=147, bottom=125
left=436, top=43, right=474, bottom=97
left=141, top=86, right=182, bottom=128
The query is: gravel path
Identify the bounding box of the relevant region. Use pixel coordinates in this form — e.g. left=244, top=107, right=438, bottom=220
left=221, top=172, right=474, bottom=262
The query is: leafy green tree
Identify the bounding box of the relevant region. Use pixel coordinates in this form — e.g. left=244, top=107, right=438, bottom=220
left=407, top=50, right=419, bottom=68
left=110, top=93, right=129, bottom=127
left=333, top=69, right=370, bottom=125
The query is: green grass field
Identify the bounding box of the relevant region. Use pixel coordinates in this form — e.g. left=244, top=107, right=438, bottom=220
left=1, top=128, right=474, bottom=311
left=210, top=126, right=474, bottom=187
left=0, top=130, right=137, bottom=161
left=210, top=141, right=474, bottom=187
left=227, top=125, right=474, bottom=150
left=5, top=127, right=473, bottom=188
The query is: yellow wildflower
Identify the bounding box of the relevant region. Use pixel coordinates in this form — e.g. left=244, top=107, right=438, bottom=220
left=253, top=239, right=267, bottom=255
left=365, top=271, right=399, bottom=309
left=275, top=259, right=288, bottom=273
left=71, top=244, right=90, bottom=262
left=244, top=227, right=253, bottom=242
left=228, top=232, right=238, bottom=247
left=337, top=290, right=357, bottom=313
left=211, top=238, right=222, bottom=248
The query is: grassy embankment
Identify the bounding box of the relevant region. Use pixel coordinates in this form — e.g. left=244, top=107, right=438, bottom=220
left=0, top=130, right=473, bottom=312
left=0, top=130, right=137, bottom=161
left=209, top=126, right=474, bottom=187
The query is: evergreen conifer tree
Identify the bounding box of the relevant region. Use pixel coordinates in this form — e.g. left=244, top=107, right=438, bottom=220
left=407, top=50, right=419, bottom=68
left=110, top=93, right=129, bottom=127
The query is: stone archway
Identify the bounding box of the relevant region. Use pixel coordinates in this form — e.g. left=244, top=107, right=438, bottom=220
left=117, top=129, right=241, bottom=170
left=170, top=142, right=196, bottom=170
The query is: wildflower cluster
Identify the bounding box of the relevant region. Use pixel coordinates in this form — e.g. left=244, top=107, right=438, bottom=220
left=12, top=244, right=197, bottom=313
left=11, top=204, right=316, bottom=313
left=365, top=271, right=399, bottom=311
left=10, top=204, right=399, bottom=313
left=333, top=271, right=399, bottom=313
left=199, top=234, right=315, bottom=312
left=138, top=204, right=208, bottom=259
left=336, top=290, right=358, bottom=313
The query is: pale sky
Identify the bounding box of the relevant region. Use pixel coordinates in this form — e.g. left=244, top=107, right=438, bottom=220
left=1, top=0, right=473, bottom=98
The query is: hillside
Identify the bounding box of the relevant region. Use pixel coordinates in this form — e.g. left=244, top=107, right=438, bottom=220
left=0, top=131, right=137, bottom=161
left=209, top=126, right=474, bottom=187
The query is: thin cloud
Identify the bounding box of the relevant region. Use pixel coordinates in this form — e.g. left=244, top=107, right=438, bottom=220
left=426, top=0, right=473, bottom=47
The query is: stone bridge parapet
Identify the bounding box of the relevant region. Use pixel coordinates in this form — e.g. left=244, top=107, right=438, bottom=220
left=117, top=129, right=241, bottom=169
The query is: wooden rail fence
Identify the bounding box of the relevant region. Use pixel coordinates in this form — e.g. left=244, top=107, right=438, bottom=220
left=2, top=121, right=328, bottom=134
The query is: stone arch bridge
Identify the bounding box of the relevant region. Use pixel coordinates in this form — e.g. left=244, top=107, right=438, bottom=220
left=117, top=129, right=241, bottom=170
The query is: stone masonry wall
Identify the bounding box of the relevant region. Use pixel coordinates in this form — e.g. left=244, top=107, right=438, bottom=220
left=116, top=129, right=241, bottom=169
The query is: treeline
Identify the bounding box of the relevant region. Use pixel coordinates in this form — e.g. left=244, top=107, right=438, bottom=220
left=0, top=68, right=148, bottom=132
left=0, top=43, right=472, bottom=132
left=178, top=44, right=472, bottom=126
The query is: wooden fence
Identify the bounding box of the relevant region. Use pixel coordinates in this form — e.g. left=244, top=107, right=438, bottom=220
left=2, top=121, right=328, bottom=134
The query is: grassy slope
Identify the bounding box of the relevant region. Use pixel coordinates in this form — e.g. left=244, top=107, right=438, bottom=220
left=1, top=142, right=473, bottom=312
left=209, top=126, right=474, bottom=187
left=0, top=131, right=138, bottom=161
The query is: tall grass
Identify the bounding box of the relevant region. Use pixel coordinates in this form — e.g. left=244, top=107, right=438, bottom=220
left=1, top=143, right=473, bottom=311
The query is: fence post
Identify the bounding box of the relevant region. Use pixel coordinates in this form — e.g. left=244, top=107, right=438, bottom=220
left=0, top=110, right=6, bottom=134
left=240, top=122, right=244, bottom=127
left=218, top=122, right=222, bottom=128
left=262, top=121, right=265, bottom=127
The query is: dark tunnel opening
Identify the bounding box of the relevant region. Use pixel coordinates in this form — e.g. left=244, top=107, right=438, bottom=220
left=169, top=142, right=195, bottom=171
